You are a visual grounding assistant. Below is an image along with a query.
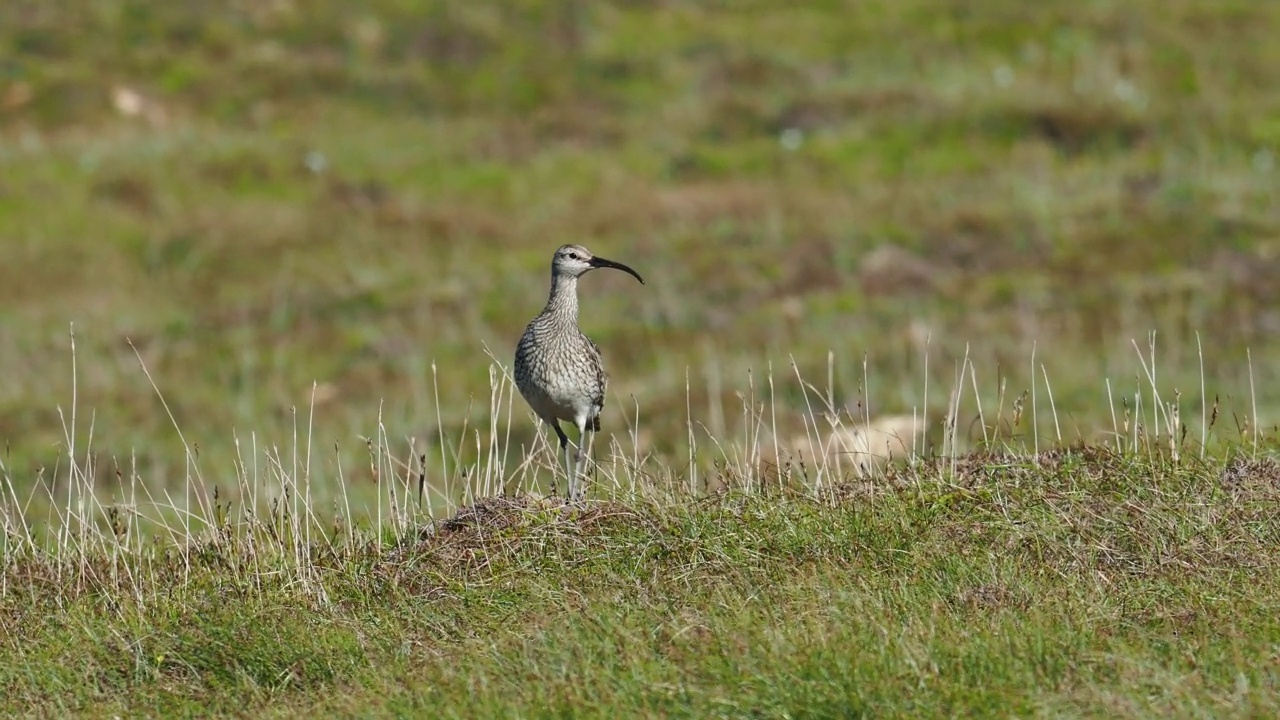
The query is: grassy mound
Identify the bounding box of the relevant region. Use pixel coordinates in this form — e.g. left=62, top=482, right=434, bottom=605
left=4, top=449, right=1279, bottom=716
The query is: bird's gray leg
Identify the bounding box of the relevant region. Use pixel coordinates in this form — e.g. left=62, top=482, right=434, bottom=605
left=585, top=429, right=599, bottom=499
left=569, top=418, right=589, bottom=503
left=550, top=421, right=570, bottom=499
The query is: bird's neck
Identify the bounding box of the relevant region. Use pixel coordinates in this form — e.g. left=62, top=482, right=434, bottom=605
left=542, top=273, right=579, bottom=324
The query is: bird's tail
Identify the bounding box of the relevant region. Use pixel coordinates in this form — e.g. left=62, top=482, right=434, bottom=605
left=589, top=416, right=600, bottom=432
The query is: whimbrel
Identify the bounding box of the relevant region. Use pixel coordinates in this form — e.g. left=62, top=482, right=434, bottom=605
left=514, top=244, right=645, bottom=501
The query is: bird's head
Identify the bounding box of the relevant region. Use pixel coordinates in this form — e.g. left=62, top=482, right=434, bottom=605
left=551, top=244, right=645, bottom=284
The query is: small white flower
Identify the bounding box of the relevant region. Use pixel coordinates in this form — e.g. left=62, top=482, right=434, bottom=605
left=779, top=127, right=804, bottom=151
left=305, top=150, right=329, bottom=174
left=993, top=65, right=1014, bottom=88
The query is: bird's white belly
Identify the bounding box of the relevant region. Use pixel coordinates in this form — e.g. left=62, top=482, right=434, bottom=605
left=523, top=364, right=596, bottom=422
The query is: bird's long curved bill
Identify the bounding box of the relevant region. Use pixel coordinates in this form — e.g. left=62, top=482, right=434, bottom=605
left=589, top=256, right=645, bottom=284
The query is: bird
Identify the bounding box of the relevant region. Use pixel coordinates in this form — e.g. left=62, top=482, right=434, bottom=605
left=514, top=243, right=645, bottom=502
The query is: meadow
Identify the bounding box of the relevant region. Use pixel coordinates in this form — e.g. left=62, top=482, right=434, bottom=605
left=1, top=0, right=1279, bottom=716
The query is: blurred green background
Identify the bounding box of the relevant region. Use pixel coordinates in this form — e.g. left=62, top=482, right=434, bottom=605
left=1, top=0, right=1277, bottom=508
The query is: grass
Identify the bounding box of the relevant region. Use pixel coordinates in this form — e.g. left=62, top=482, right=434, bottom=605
left=5, top=442, right=1280, bottom=716
left=3, top=0, right=1280, bottom=716
left=2, top=0, right=1278, bottom=477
